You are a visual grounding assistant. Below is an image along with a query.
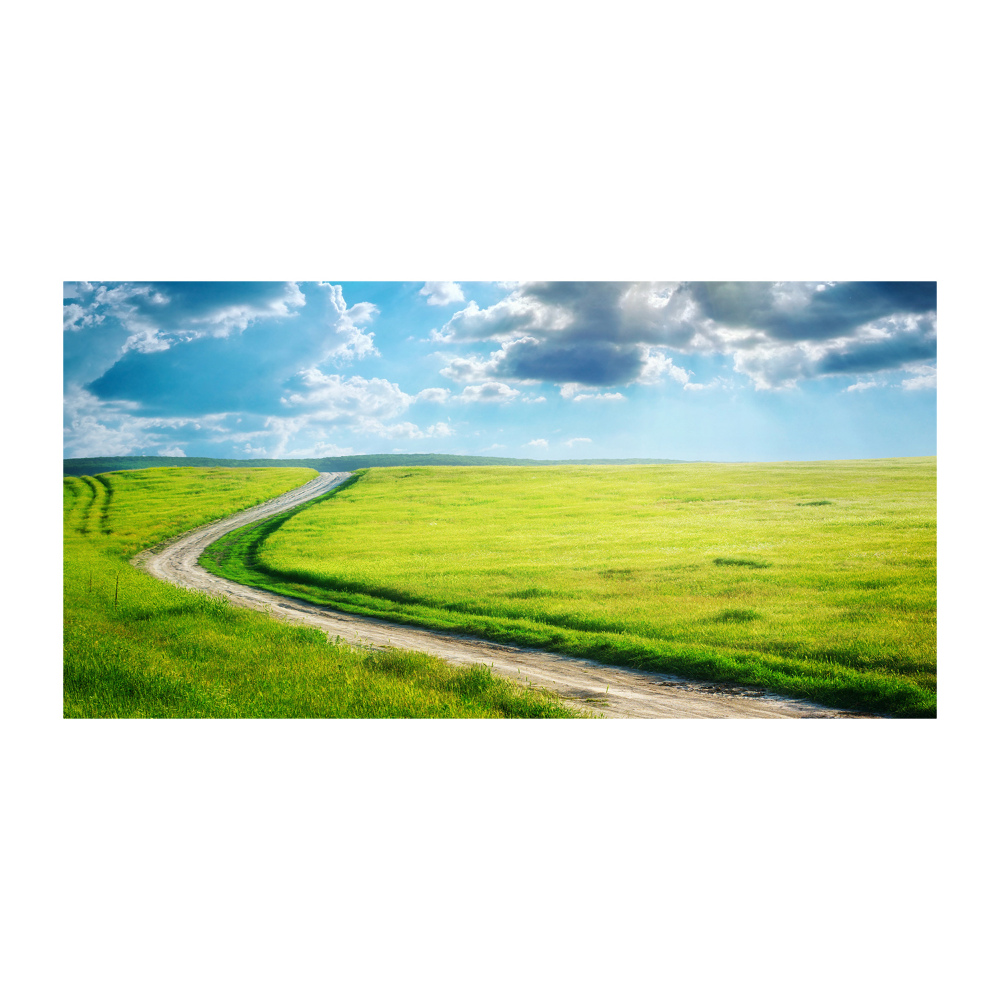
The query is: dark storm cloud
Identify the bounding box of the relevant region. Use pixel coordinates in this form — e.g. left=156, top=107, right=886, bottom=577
left=515, top=282, right=628, bottom=341
left=813, top=318, right=938, bottom=375
left=497, top=338, right=644, bottom=385
left=433, top=281, right=937, bottom=389
left=688, top=281, right=937, bottom=341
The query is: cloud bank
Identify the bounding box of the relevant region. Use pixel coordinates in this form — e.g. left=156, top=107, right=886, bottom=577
left=432, top=281, right=936, bottom=391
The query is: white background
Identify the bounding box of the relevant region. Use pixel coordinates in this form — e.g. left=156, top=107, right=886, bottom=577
left=3, top=1, right=995, bottom=997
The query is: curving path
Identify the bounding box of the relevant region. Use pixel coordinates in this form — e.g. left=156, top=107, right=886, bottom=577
left=134, top=472, right=867, bottom=719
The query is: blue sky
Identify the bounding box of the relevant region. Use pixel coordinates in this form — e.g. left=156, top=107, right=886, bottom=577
left=63, top=281, right=936, bottom=461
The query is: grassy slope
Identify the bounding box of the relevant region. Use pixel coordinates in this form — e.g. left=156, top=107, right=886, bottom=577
left=64, top=467, right=576, bottom=718
left=202, top=460, right=937, bottom=717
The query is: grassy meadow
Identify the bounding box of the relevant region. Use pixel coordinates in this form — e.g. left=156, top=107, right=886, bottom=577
left=64, top=467, right=576, bottom=718
left=203, top=459, right=937, bottom=717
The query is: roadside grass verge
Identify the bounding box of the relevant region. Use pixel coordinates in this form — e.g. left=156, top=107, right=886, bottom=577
left=64, top=467, right=576, bottom=719
left=202, top=459, right=937, bottom=717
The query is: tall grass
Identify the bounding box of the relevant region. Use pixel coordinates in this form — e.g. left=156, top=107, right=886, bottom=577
left=203, top=459, right=936, bottom=717
left=64, top=467, right=576, bottom=718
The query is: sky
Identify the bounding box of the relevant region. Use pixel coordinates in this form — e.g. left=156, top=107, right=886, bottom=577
left=63, top=281, right=937, bottom=462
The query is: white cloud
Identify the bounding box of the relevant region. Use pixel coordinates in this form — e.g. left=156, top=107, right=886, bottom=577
left=424, top=421, right=454, bottom=437
left=526, top=439, right=548, bottom=448
left=458, top=382, right=521, bottom=404
left=415, top=387, right=452, bottom=403
left=559, top=382, right=625, bottom=403
left=341, top=418, right=454, bottom=441
left=431, top=296, right=548, bottom=344
left=63, top=414, right=150, bottom=457
left=284, top=369, right=414, bottom=422
left=260, top=415, right=311, bottom=457
left=845, top=378, right=885, bottom=392
left=123, top=329, right=172, bottom=353
left=900, top=365, right=937, bottom=390
left=63, top=302, right=104, bottom=332
left=364, top=420, right=424, bottom=439
left=282, top=441, right=354, bottom=458
left=683, top=377, right=734, bottom=392
left=318, top=282, right=379, bottom=363
left=566, top=437, right=592, bottom=447
left=437, top=354, right=491, bottom=383
left=571, top=391, right=625, bottom=402
left=63, top=281, right=94, bottom=299
left=268, top=370, right=450, bottom=444
left=635, top=349, right=692, bottom=385
left=420, top=282, right=465, bottom=306
left=269, top=369, right=458, bottom=450
left=157, top=447, right=186, bottom=457
left=62, top=387, right=210, bottom=457
left=732, top=341, right=821, bottom=390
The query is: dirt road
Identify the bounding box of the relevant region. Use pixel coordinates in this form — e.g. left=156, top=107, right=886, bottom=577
left=135, top=472, right=865, bottom=719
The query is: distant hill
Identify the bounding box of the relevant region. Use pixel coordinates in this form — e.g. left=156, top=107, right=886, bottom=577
left=64, top=453, right=691, bottom=478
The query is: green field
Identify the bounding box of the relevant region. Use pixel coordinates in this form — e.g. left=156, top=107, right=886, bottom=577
left=63, top=467, right=576, bottom=718
left=203, top=459, right=937, bottom=717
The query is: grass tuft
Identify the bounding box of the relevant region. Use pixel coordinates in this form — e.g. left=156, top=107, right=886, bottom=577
left=712, top=608, right=763, bottom=623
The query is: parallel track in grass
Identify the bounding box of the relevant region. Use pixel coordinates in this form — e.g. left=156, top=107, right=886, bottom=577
left=76, top=476, right=103, bottom=534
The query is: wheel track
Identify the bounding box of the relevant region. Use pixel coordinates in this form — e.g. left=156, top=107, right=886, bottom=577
left=63, top=478, right=88, bottom=534
left=94, top=474, right=115, bottom=535
left=77, top=476, right=103, bottom=535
